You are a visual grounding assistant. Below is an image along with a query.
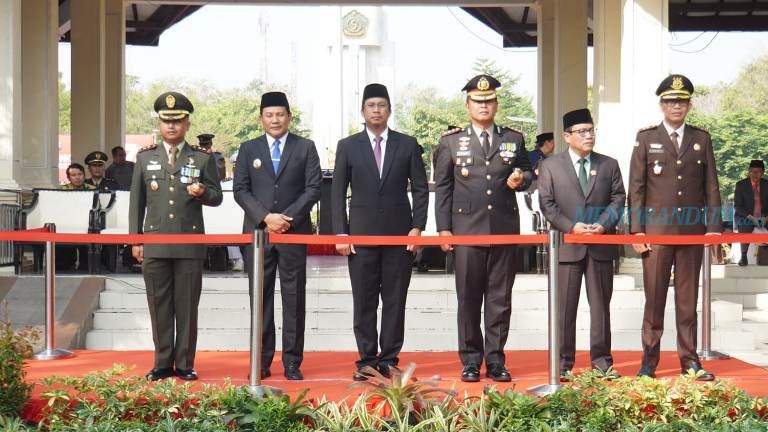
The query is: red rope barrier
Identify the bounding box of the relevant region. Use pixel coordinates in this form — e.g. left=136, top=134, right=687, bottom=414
left=1, top=230, right=766, bottom=246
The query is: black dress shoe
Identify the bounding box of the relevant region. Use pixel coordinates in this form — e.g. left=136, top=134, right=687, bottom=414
left=739, top=257, right=748, bottom=266
left=146, top=367, right=174, bottom=381
left=352, top=369, right=369, bottom=381
left=681, top=362, right=715, bottom=381
left=284, top=364, right=304, bottom=381
left=594, top=367, right=621, bottom=380
left=461, top=364, right=481, bottom=382
left=174, top=368, right=198, bottom=381
left=486, top=364, right=511, bottom=382
left=637, top=365, right=656, bottom=378
left=261, top=367, right=271, bottom=379
left=559, top=369, right=572, bottom=382
left=377, top=364, right=400, bottom=378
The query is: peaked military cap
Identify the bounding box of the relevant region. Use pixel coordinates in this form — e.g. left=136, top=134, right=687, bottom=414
left=655, top=74, right=694, bottom=100
left=462, top=74, right=501, bottom=102
left=197, top=133, right=215, bottom=147
left=85, top=150, right=109, bottom=166
left=535, top=132, right=554, bottom=147
left=154, top=91, right=194, bottom=120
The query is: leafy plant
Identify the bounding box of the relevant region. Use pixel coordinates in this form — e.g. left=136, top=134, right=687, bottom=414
left=0, top=309, right=38, bottom=418
left=222, top=388, right=315, bottom=432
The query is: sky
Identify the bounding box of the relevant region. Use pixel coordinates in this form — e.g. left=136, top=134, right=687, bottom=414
left=58, top=5, right=768, bottom=106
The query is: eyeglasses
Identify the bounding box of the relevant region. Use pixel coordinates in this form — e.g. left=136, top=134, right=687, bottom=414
left=565, top=127, right=596, bottom=137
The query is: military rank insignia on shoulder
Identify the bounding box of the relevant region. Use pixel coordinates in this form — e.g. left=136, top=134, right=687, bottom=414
left=138, top=144, right=157, bottom=153
left=441, top=127, right=463, bottom=138
left=191, top=145, right=212, bottom=154
left=638, top=124, right=657, bottom=133
left=501, top=126, right=523, bottom=136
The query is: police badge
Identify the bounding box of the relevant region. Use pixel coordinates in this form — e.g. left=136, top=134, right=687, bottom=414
left=653, top=160, right=663, bottom=175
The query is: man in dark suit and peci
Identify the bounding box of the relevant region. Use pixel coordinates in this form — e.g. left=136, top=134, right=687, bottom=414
left=233, top=91, right=321, bottom=381
left=537, top=108, right=626, bottom=381
left=332, top=83, right=429, bottom=381
left=734, top=159, right=768, bottom=266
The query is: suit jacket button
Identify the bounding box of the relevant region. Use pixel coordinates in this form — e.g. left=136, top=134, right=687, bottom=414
left=458, top=208, right=463, bottom=213
left=677, top=191, right=682, bottom=196
left=677, top=175, right=682, bottom=180
left=677, top=207, right=682, bottom=212
left=486, top=190, right=492, bottom=195
left=274, top=184, right=279, bottom=188
left=169, top=200, right=174, bottom=205
left=170, top=174, right=176, bottom=180
left=169, top=186, right=175, bottom=192
left=149, top=225, right=154, bottom=229
left=192, top=225, right=197, bottom=230
left=485, top=161, right=490, bottom=166
left=169, top=213, right=175, bottom=219
left=486, top=175, right=491, bottom=180
left=487, top=204, right=493, bottom=210
left=676, top=160, right=682, bottom=165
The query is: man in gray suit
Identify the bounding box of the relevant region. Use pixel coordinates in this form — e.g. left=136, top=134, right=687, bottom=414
left=234, top=92, right=321, bottom=381
left=537, top=108, right=626, bottom=381
left=129, top=92, right=223, bottom=381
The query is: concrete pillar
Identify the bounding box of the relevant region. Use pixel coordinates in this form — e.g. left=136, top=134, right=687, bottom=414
left=20, top=0, right=59, bottom=188
left=593, top=0, right=669, bottom=181
left=70, top=0, right=105, bottom=168
left=553, top=0, right=588, bottom=151
left=104, top=0, right=125, bottom=156
left=0, top=0, right=22, bottom=189
left=536, top=0, right=555, bottom=137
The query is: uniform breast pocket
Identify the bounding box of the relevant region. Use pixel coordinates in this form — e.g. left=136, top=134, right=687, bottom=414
left=453, top=200, right=471, bottom=214
left=144, top=169, right=166, bottom=183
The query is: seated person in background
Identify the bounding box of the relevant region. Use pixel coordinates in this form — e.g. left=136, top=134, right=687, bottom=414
left=105, top=146, right=135, bottom=190
left=734, top=159, right=768, bottom=266
left=62, top=163, right=96, bottom=190
left=84, top=151, right=121, bottom=191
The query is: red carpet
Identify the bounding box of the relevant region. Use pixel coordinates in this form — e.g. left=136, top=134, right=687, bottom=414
left=25, top=350, right=768, bottom=400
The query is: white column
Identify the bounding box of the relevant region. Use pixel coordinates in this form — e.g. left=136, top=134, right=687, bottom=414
left=593, top=0, right=669, bottom=181
left=536, top=0, right=555, bottom=136
left=104, top=0, right=125, bottom=156
left=0, top=0, right=22, bottom=189
left=20, top=0, right=59, bottom=188
left=70, top=0, right=105, bottom=168
left=553, top=0, right=588, bottom=151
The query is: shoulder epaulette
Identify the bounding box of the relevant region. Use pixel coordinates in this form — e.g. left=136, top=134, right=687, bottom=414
left=637, top=124, right=657, bottom=133
left=137, top=144, right=157, bottom=153
left=688, top=124, right=710, bottom=134
left=191, top=145, right=212, bottom=154
left=501, top=126, right=524, bottom=136
left=441, top=127, right=463, bottom=138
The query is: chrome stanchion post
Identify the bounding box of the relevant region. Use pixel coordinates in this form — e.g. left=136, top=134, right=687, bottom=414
left=699, top=244, right=729, bottom=360
left=248, top=229, right=281, bottom=396
left=34, top=223, right=74, bottom=360
left=528, top=229, right=562, bottom=396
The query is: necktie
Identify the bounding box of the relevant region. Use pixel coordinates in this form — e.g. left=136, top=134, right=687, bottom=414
left=754, top=182, right=762, bottom=218
left=578, top=158, right=588, bottom=194
left=481, top=130, right=490, bottom=154
left=670, top=131, right=680, bottom=149
left=373, top=136, right=383, bottom=175
left=271, top=139, right=281, bottom=174
left=169, top=146, right=178, bottom=166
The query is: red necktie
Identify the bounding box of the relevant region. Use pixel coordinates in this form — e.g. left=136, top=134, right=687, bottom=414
left=754, top=182, right=762, bottom=218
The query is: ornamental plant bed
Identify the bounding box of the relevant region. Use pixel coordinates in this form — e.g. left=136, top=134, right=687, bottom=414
left=5, top=364, right=768, bottom=431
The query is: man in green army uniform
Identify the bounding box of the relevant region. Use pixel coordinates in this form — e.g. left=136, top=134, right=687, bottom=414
left=84, top=151, right=121, bottom=191
left=62, top=163, right=96, bottom=190
left=129, top=91, right=223, bottom=381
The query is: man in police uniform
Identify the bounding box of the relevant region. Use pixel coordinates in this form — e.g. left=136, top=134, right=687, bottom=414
left=434, top=75, right=532, bottom=382
left=85, top=151, right=121, bottom=191
left=129, top=91, right=223, bottom=381
left=629, top=75, right=721, bottom=381
left=529, top=132, right=554, bottom=179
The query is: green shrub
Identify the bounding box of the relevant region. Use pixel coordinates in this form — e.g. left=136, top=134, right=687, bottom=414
left=0, top=318, right=36, bottom=418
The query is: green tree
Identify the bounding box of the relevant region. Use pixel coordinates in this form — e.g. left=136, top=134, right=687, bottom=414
left=719, top=55, right=768, bottom=115
left=58, top=73, right=70, bottom=133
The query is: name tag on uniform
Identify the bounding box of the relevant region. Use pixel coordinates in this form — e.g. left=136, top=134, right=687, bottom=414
left=650, top=143, right=663, bottom=149
left=456, top=150, right=471, bottom=157
left=147, top=164, right=162, bottom=171
left=649, top=149, right=665, bottom=154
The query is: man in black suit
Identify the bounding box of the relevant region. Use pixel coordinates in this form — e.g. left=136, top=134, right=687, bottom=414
left=734, top=159, right=767, bottom=266
left=537, top=108, right=626, bottom=381
left=332, top=83, right=429, bottom=381
left=233, top=91, right=321, bottom=380
left=434, top=75, right=533, bottom=382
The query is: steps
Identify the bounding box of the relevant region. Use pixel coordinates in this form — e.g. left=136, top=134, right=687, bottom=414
left=85, top=258, right=757, bottom=354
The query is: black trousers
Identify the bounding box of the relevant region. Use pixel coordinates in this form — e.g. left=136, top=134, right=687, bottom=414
left=348, top=246, right=413, bottom=369
left=641, top=245, right=703, bottom=369
left=738, top=223, right=756, bottom=258
left=558, top=255, right=614, bottom=371
left=245, top=243, right=307, bottom=368
left=142, top=257, right=203, bottom=370
left=454, top=245, right=516, bottom=366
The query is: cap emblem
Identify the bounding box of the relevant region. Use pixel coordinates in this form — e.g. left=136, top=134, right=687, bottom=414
left=671, top=76, right=684, bottom=90
left=166, top=94, right=176, bottom=109
left=477, top=77, right=490, bottom=91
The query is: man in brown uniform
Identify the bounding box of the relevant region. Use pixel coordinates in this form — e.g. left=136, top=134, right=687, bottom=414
left=628, top=74, right=721, bottom=381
